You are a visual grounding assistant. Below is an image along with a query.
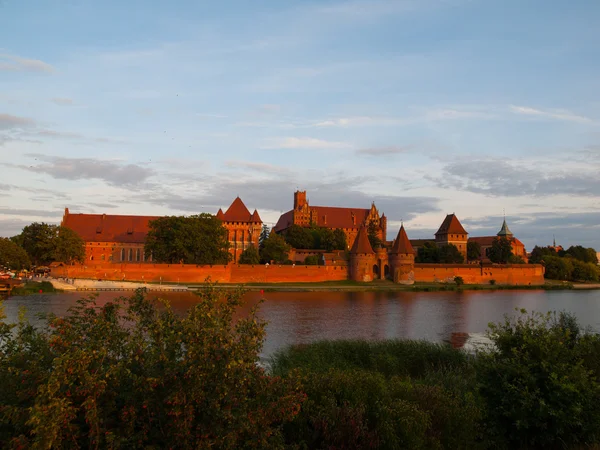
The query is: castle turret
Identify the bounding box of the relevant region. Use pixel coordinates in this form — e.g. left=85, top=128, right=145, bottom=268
left=349, top=226, right=376, bottom=282
left=497, top=219, right=513, bottom=238
left=389, top=224, right=415, bottom=284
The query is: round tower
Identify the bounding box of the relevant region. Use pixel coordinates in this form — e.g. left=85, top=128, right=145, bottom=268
left=389, top=224, right=415, bottom=284
left=349, top=226, right=377, bottom=282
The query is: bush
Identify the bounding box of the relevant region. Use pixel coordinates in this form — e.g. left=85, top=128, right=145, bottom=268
left=454, top=276, right=464, bottom=286
left=238, top=245, right=260, bottom=264
left=303, top=255, right=319, bottom=265
left=571, top=259, right=599, bottom=282
left=476, top=310, right=600, bottom=448
left=489, top=279, right=496, bottom=285
left=0, top=286, right=304, bottom=448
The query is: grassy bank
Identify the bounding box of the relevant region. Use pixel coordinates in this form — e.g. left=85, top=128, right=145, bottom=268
left=10, top=281, right=60, bottom=296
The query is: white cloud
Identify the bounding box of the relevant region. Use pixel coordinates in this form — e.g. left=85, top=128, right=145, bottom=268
left=50, top=97, right=74, bottom=105
left=0, top=54, right=54, bottom=73
left=224, top=160, right=292, bottom=175
left=509, top=105, right=593, bottom=124
left=261, top=137, right=351, bottom=149
left=0, top=113, right=36, bottom=130
left=356, top=146, right=412, bottom=156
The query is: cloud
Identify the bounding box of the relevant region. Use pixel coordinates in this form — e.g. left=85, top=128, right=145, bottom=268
left=50, top=97, right=74, bottom=106
left=37, top=129, right=83, bottom=139
left=509, top=105, right=593, bottom=124
left=0, top=54, right=55, bottom=73
left=20, top=154, right=154, bottom=187
left=0, top=207, right=62, bottom=218
left=0, top=219, right=56, bottom=238
left=355, top=146, right=412, bottom=156
left=0, top=113, right=36, bottom=130
left=262, top=137, right=350, bottom=150
left=224, top=160, right=292, bottom=176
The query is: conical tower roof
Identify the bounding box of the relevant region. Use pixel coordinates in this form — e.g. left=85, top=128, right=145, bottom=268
left=350, top=226, right=375, bottom=254
left=251, top=209, right=262, bottom=223
left=223, top=197, right=252, bottom=222
left=435, top=214, right=468, bottom=236
left=497, top=219, right=513, bottom=237
left=390, top=224, right=415, bottom=254
left=216, top=208, right=225, bottom=220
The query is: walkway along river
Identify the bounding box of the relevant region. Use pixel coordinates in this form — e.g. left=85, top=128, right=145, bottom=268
left=3, top=289, right=600, bottom=358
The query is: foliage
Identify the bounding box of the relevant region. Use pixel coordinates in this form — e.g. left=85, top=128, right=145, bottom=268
left=145, top=214, right=231, bottom=265
left=238, top=245, right=260, bottom=265
left=476, top=310, right=600, bottom=449
left=284, top=225, right=314, bottom=249
left=467, top=241, right=481, bottom=261
left=260, top=233, right=291, bottom=264
left=415, top=241, right=439, bottom=263
left=14, top=223, right=85, bottom=265
left=508, top=254, right=526, bottom=264
left=332, top=229, right=347, bottom=251
left=0, top=238, right=31, bottom=270
left=258, top=224, right=270, bottom=249
left=54, top=226, right=86, bottom=264
left=10, top=281, right=57, bottom=296
left=367, top=221, right=383, bottom=249
left=528, top=246, right=558, bottom=264
left=454, top=276, right=464, bottom=286
left=0, top=286, right=304, bottom=448
left=564, top=245, right=598, bottom=264
left=439, top=244, right=464, bottom=264
left=303, top=255, right=320, bottom=266
left=489, top=279, right=496, bottom=285
left=571, top=259, right=599, bottom=282
left=542, top=255, right=574, bottom=281
left=488, top=237, right=513, bottom=264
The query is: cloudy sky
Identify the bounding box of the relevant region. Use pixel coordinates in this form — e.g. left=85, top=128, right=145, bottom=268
left=1, top=0, right=599, bottom=250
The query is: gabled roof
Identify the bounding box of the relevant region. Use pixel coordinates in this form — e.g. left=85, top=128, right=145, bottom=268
left=469, top=236, right=525, bottom=247
left=390, top=225, right=415, bottom=254
left=497, top=219, right=513, bottom=237
left=62, top=211, right=159, bottom=243
left=350, top=226, right=375, bottom=254
left=273, top=205, right=374, bottom=232
left=221, top=197, right=260, bottom=223
left=435, top=214, right=468, bottom=236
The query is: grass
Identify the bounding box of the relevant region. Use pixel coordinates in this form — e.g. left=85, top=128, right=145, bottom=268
left=10, top=281, right=59, bottom=296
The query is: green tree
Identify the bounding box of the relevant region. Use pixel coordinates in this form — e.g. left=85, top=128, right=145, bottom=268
left=284, top=224, right=314, bottom=249
left=439, top=244, right=464, bottom=263
left=416, top=241, right=440, bottom=263
left=571, top=259, right=599, bottom=282
left=317, top=228, right=336, bottom=251
left=238, top=245, right=260, bottom=265
left=145, top=214, right=231, bottom=264
left=467, top=241, right=481, bottom=261
left=476, top=310, right=600, bottom=448
left=488, top=237, right=513, bottom=264
left=16, top=222, right=57, bottom=265
left=332, top=229, right=347, bottom=250
left=528, top=246, right=557, bottom=264
left=0, top=238, right=31, bottom=270
left=0, top=285, right=304, bottom=447
left=54, top=226, right=85, bottom=264
left=259, top=224, right=270, bottom=249
left=565, top=245, right=598, bottom=264
left=260, top=233, right=291, bottom=264
left=508, top=254, right=526, bottom=264
left=303, top=255, right=319, bottom=265
left=542, top=255, right=573, bottom=280
left=367, top=221, right=383, bottom=249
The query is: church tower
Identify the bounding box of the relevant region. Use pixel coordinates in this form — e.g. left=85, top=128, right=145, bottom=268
left=389, top=224, right=415, bottom=284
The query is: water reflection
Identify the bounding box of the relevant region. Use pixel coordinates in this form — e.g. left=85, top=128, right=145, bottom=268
left=2, top=289, right=600, bottom=358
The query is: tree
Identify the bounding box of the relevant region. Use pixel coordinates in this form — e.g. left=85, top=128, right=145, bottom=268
left=542, top=255, right=573, bottom=280
left=303, top=255, right=319, bottom=265
left=259, top=224, right=270, bottom=249
left=367, top=221, right=383, bottom=249
left=0, top=285, right=305, bottom=447
left=238, top=245, right=260, bottom=265
left=508, top=255, right=526, bottom=264
left=0, top=238, right=31, bottom=270
left=145, top=214, right=231, bottom=265
left=332, top=229, right=347, bottom=251
left=528, top=246, right=557, bottom=264
left=317, top=228, right=336, bottom=252
left=16, top=222, right=56, bottom=265
left=260, top=233, right=291, bottom=264
left=488, top=237, right=513, bottom=264
left=565, top=245, right=598, bottom=264
left=571, top=260, right=599, bottom=282
left=53, top=226, right=85, bottom=264
left=415, top=241, right=440, bottom=263
left=284, top=224, right=314, bottom=249
left=439, top=244, right=464, bottom=264
left=467, top=241, right=481, bottom=261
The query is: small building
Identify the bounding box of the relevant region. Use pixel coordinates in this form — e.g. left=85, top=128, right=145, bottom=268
left=216, top=197, right=262, bottom=263
left=468, top=219, right=527, bottom=262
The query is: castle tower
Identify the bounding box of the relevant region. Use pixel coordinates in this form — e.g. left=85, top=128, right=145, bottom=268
left=497, top=219, right=513, bottom=238
left=389, top=224, right=415, bottom=284
left=293, top=190, right=307, bottom=209
left=435, top=214, right=468, bottom=261
left=349, top=226, right=376, bottom=282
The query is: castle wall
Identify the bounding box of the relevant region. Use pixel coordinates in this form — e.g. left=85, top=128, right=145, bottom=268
left=413, top=264, right=545, bottom=285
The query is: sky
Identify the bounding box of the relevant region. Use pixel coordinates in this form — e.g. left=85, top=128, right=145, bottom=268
left=1, top=0, right=599, bottom=250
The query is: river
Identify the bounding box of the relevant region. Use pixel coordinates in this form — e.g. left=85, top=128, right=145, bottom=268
left=3, top=289, right=600, bottom=358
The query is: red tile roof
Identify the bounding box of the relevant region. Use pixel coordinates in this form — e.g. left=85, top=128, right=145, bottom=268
left=62, top=212, right=159, bottom=243
left=221, top=197, right=261, bottom=223
left=435, top=214, right=468, bottom=236
left=350, top=226, right=374, bottom=254
left=274, top=206, right=372, bottom=232
left=390, top=225, right=415, bottom=254
left=469, top=236, right=525, bottom=247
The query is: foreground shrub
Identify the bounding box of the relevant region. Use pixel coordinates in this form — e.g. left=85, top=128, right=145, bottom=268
left=0, top=286, right=304, bottom=448
left=476, top=310, right=600, bottom=449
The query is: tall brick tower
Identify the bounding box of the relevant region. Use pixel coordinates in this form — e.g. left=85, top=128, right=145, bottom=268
left=349, top=226, right=376, bottom=282
left=389, top=224, right=415, bottom=284
left=435, top=214, right=468, bottom=261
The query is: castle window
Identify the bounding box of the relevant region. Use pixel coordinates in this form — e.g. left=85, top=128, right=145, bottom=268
left=136, top=249, right=140, bottom=262
left=90, top=255, right=94, bottom=261
left=121, top=248, right=125, bottom=261
left=109, top=255, right=113, bottom=261
left=128, top=249, right=133, bottom=261
left=101, top=254, right=105, bottom=261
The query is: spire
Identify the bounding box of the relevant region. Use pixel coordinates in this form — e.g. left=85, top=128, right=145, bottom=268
left=390, top=224, right=415, bottom=255
left=497, top=218, right=513, bottom=237
left=553, top=235, right=556, bottom=247
left=350, top=226, right=375, bottom=254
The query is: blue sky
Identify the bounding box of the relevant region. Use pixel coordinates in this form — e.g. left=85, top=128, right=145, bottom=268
left=1, top=0, right=599, bottom=250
